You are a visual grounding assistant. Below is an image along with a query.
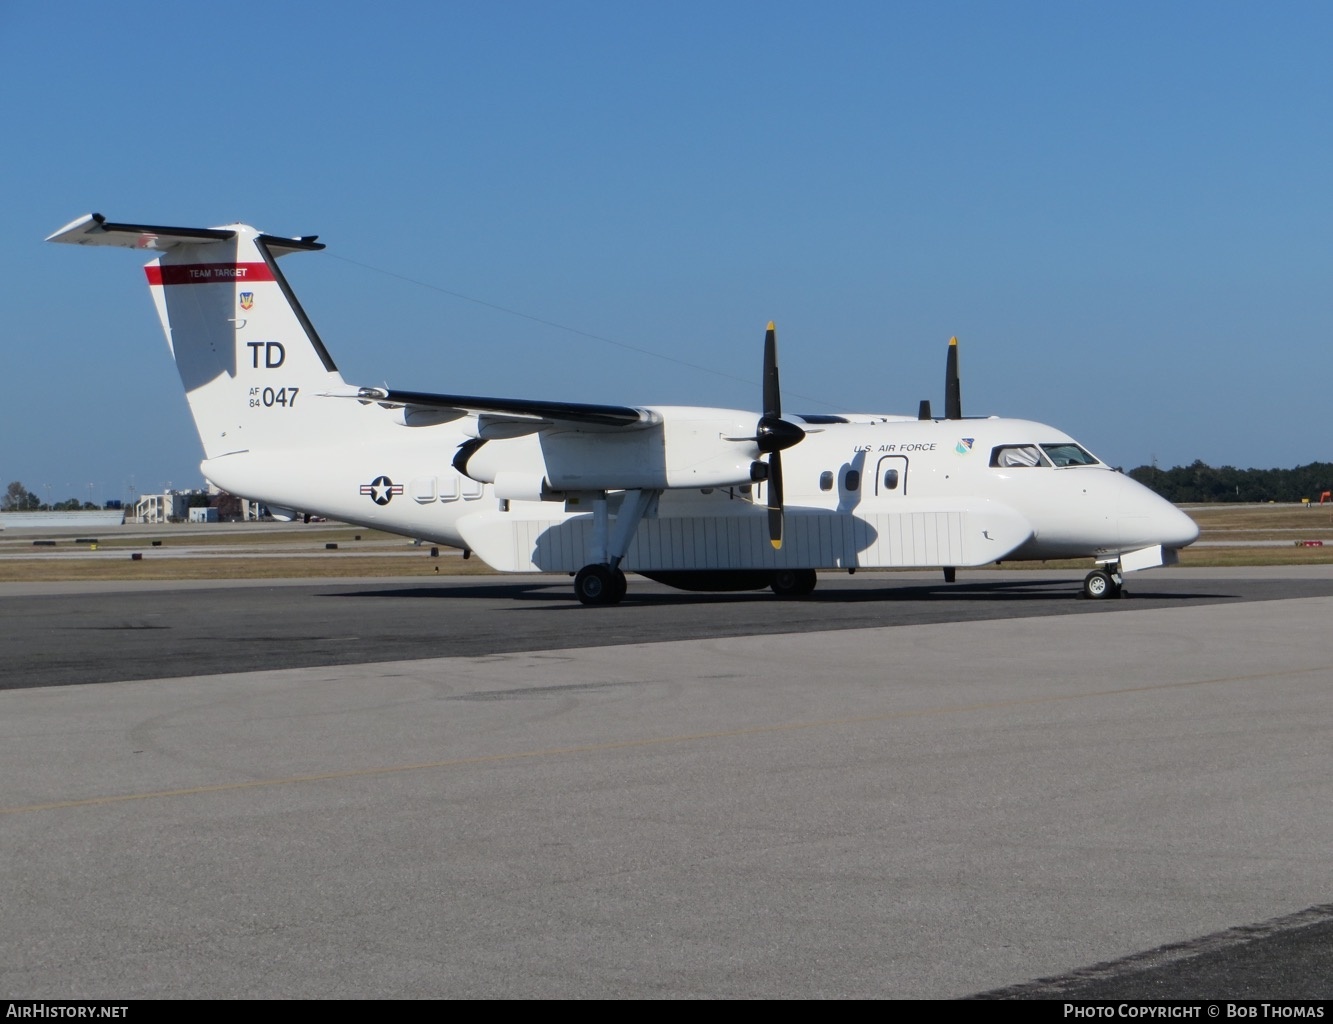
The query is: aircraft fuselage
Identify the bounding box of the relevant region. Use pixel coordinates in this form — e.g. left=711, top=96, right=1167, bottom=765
left=200, top=411, right=1198, bottom=577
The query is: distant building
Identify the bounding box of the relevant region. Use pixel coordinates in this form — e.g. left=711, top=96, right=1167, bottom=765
left=102, top=489, right=264, bottom=524
left=212, top=490, right=263, bottom=521
left=131, top=492, right=190, bottom=523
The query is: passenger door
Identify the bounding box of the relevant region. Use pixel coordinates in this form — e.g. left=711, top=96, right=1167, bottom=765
left=874, top=455, right=908, bottom=497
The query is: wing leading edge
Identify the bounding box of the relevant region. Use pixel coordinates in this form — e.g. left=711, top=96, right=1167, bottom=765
left=349, top=386, right=660, bottom=429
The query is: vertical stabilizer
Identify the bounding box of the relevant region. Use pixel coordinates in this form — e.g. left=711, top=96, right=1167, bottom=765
left=47, top=214, right=356, bottom=460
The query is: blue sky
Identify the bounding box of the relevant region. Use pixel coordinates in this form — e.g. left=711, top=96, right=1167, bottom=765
left=4, top=2, right=1331, bottom=503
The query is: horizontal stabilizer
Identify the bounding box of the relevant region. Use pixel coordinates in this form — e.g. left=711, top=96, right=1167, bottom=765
left=46, top=213, right=235, bottom=250
left=46, top=213, right=323, bottom=253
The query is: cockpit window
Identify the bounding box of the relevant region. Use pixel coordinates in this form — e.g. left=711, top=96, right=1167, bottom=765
left=1040, top=443, right=1100, bottom=467
left=990, top=444, right=1047, bottom=468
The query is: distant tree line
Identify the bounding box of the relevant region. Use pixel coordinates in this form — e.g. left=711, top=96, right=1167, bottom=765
left=1128, top=461, right=1333, bottom=504
left=3, top=481, right=113, bottom=512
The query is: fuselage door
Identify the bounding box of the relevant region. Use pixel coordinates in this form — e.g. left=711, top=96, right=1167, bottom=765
left=875, top=455, right=909, bottom=497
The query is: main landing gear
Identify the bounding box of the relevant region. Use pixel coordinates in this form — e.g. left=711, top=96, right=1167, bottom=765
left=1082, top=568, right=1124, bottom=600
left=572, top=488, right=824, bottom=605
left=770, top=569, right=817, bottom=597
left=574, top=564, right=629, bottom=606
left=574, top=488, right=657, bottom=605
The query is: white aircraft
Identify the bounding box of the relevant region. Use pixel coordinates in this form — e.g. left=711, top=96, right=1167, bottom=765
left=48, top=213, right=1198, bottom=604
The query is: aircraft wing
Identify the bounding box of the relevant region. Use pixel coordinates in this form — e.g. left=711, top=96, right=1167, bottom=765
left=345, top=386, right=661, bottom=429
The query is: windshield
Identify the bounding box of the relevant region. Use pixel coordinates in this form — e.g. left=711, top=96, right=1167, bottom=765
left=1041, top=443, right=1100, bottom=467
left=990, top=445, right=1048, bottom=468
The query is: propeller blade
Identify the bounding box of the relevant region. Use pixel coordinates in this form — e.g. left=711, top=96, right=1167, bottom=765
left=763, top=321, right=781, bottom=418
left=757, top=321, right=800, bottom=549
left=944, top=335, right=962, bottom=420
left=756, top=321, right=804, bottom=452
left=767, top=449, right=784, bottom=549
left=725, top=324, right=806, bottom=460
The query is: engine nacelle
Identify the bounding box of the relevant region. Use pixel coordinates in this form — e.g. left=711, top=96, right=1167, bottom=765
left=457, top=407, right=760, bottom=493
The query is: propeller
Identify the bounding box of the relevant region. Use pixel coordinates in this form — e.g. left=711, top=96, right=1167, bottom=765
left=755, top=322, right=805, bottom=548
left=917, top=336, right=963, bottom=420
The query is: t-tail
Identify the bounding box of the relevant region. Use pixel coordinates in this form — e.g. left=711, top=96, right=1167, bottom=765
left=46, top=214, right=362, bottom=460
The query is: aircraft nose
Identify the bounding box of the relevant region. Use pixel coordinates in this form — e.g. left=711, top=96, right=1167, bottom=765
left=1114, top=476, right=1199, bottom=550
left=1158, top=503, right=1200, bottom=549
left=1129, top=492, right=1198, bottom=549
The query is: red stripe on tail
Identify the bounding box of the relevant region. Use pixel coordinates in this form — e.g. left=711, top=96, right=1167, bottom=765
left=145, top=263, right=275, bottom=285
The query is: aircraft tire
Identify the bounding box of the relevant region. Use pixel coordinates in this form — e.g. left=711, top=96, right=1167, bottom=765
left=575, top=564, right=620, bottom=606
left=1082, top=569, right=1119, bottom=600
left=613, top=568, right=628, bottom=602
left=771, top=569, right=817, bottom=597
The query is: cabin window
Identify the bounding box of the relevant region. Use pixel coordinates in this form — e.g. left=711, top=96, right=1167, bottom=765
left=845, top=469, right=861, bottom=491
left=990, top=445, right=1046, bottom=468
left=819, top=471, right=834, bottom=491
left=1041, top=443, right=1100, bottom=467
left=882, top=468, right=899, bottom=490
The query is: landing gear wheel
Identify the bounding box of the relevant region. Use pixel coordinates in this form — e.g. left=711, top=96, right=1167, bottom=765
left=771, top=569, right=818, bottom=597
left=575, top=564, right=622, bottom=606
left=1082, top=569, right=1121, bottom=600
left=613, top=568, right=628, bottom=602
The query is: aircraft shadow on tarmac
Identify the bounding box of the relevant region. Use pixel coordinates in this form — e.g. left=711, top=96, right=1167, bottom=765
left=328, top=577, right=1238, bottom=606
